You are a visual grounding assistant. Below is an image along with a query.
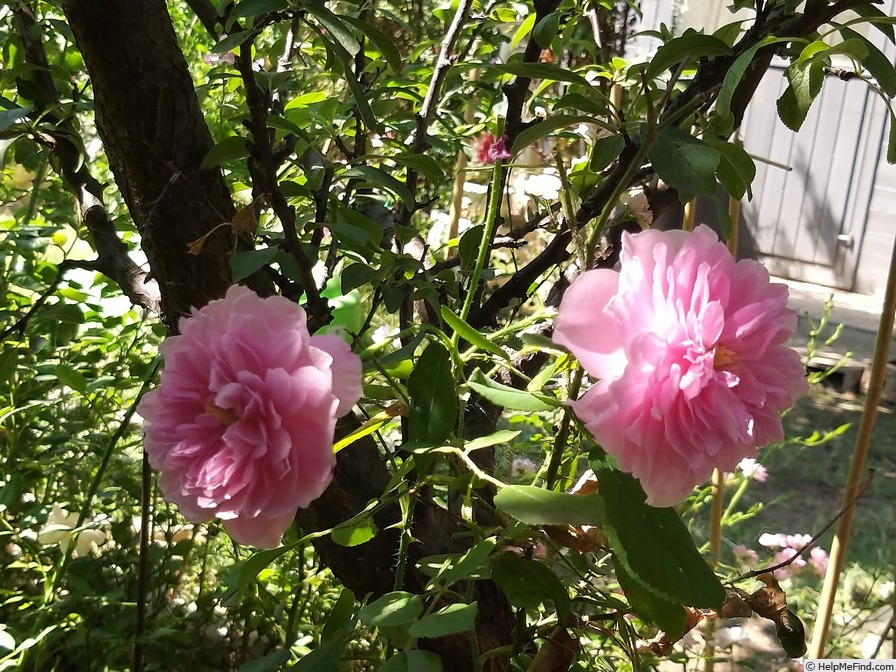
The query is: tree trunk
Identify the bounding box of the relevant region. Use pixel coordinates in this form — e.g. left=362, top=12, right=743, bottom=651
left=61, top=3, right=515, bottom=668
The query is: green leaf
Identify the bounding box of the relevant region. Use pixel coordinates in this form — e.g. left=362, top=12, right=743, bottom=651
left=841, top=28, right=896, bottom=97
left=304, top=2, right=361, bottom=56
left=511, top=13, right=536, bottom=49
left=704, top=138, right=755, bottom=200
left=590, top=133, right=625, bottom=172
left=440, top=306, right=508, bottom=359
left=342, top=15, right=401, bottom=71
left=887, top=106, right=896, bottom=164
left=320, top=588, right=357, bottom=642
left=409, top=603, right=478, bottom=638
left=615, top=559, right=686, bottom=639
left=341, top=166, right=414, bottom=209
left=494, top=485, right=605, bottom=527
left=291, top=635, right=349, bottom=672
left=491, top=554, right=570, bottom=617
left=533, top=11, right=561, bottom=48
left=593, top=463, right=725, bottom=608
left=645, top=33, right=730, bottom=80
left=231, top=0, right=287, bottom=17
left=331, top=515, right=378, bottom=547
left=467, top=368, right=554, bottom=412
left=237, top=649, right=290, bottom=672
left=490, top=62, right=592, bottom=88
left=383, top=153, right=445, bottom=182
left=318, top=32, right=377, bottom=132
left=0, top=105, right=32, bottom=133
left=331, top=204, right=384, bottom=248
left=0, top=348, right=21, bottom=385
left=54, top=364, right=88, bottom=395
left=230, top=247, right=280, bottom=282
left=358, top=591, right=424, bottom=627
left=465, top=430, right=520, bottom=451
left=439, top=537, right=497, bottom=587
left=713, top=36, right=789, bottom=133
left=407, top=343, right=457, bottom=445
left=511, top=115, right=598, bottom=155
left=341, top=262, right=377, bottom=292
left=777, top=61, right=824, bottom=132
left=212, top=30, right=255, bottom=53
left=647, top=127, right=720, bottom=198
left=380, top=651, right=444, bottom=672
left=200, top=135, right=248, bottom=169
left=854, top=4, right=895, bottom=43
left=554, top=91, right=611, bottom=116
left=458, top=226, right=483, bottom=272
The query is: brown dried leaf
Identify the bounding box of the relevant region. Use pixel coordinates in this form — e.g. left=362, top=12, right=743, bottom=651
left=186, top=233, right=209, bottom=255
left=230, top=202, right=258, bottom=235
left=743, top=572, right=807, bottom=658
left=719, top=592, right=753, bottom=618
left=527, top=625, right=579, bottom=672
left=639, top=606, right=704, bottom=656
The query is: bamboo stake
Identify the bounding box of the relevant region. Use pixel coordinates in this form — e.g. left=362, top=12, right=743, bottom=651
left=704, top=137, right=742, bottom=672
left=808, top=232, right=896, bottom=657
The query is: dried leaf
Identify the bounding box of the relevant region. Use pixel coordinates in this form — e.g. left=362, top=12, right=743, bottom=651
left=527, top=625, right=579, bottom=672
left=743, top=573, right=807, bottom=658
left=187, top=233, right=210, bottom=255
left=231, top=202, right=259, bottom=235
left=719, top=591, right=753, bottom=618
left=638, top=606, right=704, bottom=656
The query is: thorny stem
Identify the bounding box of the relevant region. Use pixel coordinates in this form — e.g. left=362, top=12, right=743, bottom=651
left=545, top=369, right=584, bottom=489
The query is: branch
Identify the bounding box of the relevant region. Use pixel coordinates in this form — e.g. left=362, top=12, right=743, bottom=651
left=0, top=259, right=99, bottom=341
left=13, top=3, right=161, bottom=314
left=184, top=0, right=220, bottom=39
left=235, top=39, right=331, bottom=329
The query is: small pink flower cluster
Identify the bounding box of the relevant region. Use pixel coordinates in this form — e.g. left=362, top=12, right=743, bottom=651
left=735, top=533, right=829, bottom=579
left=475, top=132, right=511, bottom=164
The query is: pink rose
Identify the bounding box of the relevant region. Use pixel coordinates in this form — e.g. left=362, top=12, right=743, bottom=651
left=553, top=225, right=807, bottom=506
left=138, top=286, right=362, bottom=548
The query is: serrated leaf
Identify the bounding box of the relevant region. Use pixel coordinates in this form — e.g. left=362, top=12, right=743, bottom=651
left=841, top=28, right=896, bottom=97
left=409, top=602, right=478, bottom=638
left=714, top=37, right=788, bottom=134
left=777, top=61, right=824, bottom=132
left=358, top=591, right=424, bottom=627
left=491, top=62, right=592, bottom=88
left=407, top=343, right=457, bottom=445
left=331, top=516, right=378, bottom=547
left=440, top=306, right=508, bottom=359
left=494, top=485, right=605, bottom=526
left=467, top=368, right=554, bottom=411
left=615, top=558, right=686, bottom=638
left=645, top=33, right=729, bottom=80
left=491, top=554, right=570, bottom=618
left=511, top=115, right=599, bottom=155
left=647, top=127, right=720, bottom=198
left=341, top=166, right=414, bottom=209
left=331, top=204, right=384, bottom=248
left=593, top=463, right=725, bottom=609
left=232, top=0, right=287, bottom=17
left=341, top=262, right=376, bottom=292
left=341, top=16, right=402, bottom=72
left=230, top=247, right=280, bottom=282
left=200, top=136, right=248, bottom=169
left=704, top=138, right=755, bottom=200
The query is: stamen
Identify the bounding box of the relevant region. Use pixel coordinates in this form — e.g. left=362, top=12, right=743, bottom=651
left=713, top=345, right=738, bottom=370
left=205, top=403, right=240, bottom=425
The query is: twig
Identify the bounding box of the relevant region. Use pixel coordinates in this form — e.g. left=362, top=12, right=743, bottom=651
left=235, top=39, right=330, bottom=328
left=0, top=259, right=99, bottom=340
left=184, top=0, right=220, bottom=38
left=134, top=446, right=153, bottom=672
left=731, top=469, right=875, bottom=583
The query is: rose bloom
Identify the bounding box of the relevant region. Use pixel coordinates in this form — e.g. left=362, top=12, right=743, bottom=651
left=138, top=285, right=362, bottom=548
left=475, top=132, right=511, bottom=164
left=553, top=225, right=807, bottom=506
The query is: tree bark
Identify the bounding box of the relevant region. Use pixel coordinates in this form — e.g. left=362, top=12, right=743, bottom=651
left=62, top=0, right=238, bottom=328
left=61, top=2, right=515, bottom=668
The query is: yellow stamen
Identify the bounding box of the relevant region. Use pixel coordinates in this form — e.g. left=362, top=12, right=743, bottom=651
left=713, top=345, right=738, bottom=370
left=205, top=403, right=240, bottom=425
